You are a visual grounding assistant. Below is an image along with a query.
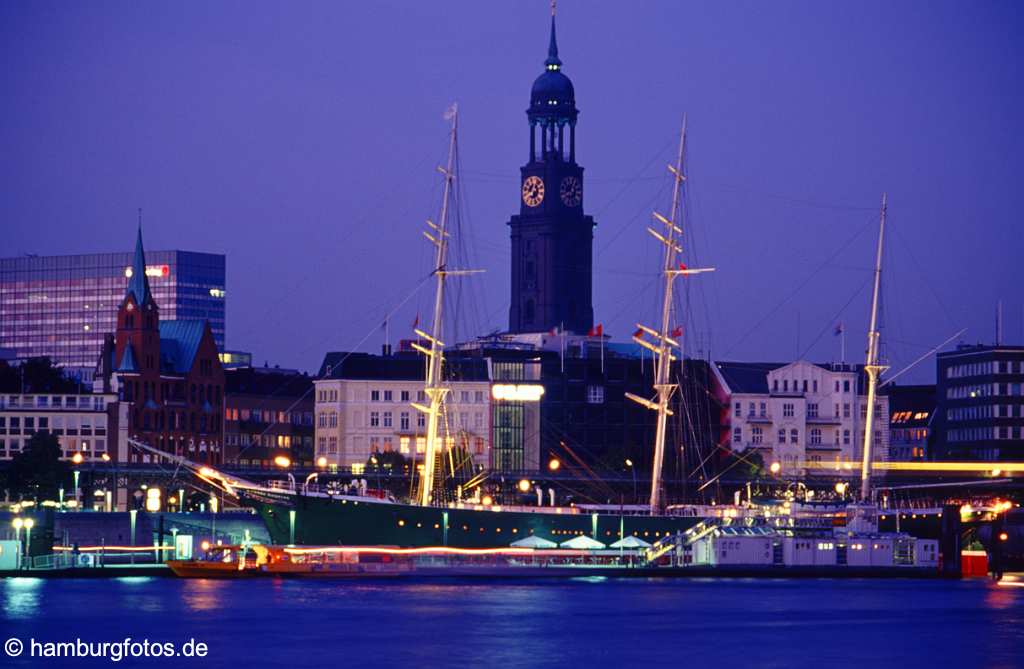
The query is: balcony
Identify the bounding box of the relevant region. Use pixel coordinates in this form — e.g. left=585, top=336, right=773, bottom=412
left=806, top=415, right=841, bottom=425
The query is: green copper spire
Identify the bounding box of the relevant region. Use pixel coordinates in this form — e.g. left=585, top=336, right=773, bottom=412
left=126, top=213, right=153, bottom=306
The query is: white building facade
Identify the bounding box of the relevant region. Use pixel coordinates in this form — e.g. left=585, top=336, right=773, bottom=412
left=0, top=392, right=128, bottom=462
left=715, top=361, right=889, bottom=478
left=312, top=352, right=493, bottom=470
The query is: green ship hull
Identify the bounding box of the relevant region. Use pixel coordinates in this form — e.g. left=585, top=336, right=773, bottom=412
left=242, top=490, right=703, bottom=548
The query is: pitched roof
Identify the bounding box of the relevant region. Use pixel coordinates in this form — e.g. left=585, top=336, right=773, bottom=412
left=714, top=362, right=787, bottom=394
left=159, top=320, right=208, bottom=374
left=317, top=351, right=489, bottom=382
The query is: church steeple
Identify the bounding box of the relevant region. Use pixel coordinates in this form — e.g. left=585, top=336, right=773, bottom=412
left=508, top=6, right=595, bottom=335
left=545, top=12, right=561, bottom=69
left=125, top=212, right=154, bottom=308
left=528, top=2, right=577, bottom=164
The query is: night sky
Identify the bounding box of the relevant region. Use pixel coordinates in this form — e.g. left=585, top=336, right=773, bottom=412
left=3, top=1, right=1021, bottom=382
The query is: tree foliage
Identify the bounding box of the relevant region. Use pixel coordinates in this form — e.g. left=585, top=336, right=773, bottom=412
left=5, top=431, right=70, bottom=501
left=0, top=358, right=80, bottom=394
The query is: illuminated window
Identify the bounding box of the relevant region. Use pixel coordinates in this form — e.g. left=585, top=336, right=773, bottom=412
left=399, top=437, right=410, bottom=454
left=587, top=386, right=605, bottom=404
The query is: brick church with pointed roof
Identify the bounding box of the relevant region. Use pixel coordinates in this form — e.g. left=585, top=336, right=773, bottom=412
left=96, top=226, right=225, bottom=463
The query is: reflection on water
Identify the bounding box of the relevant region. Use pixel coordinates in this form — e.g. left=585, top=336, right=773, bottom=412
left=3, top=578, right=41, bottom=619
left=182, top=580, right=225, bottom=612
left=1, top=577, right=1022, bottom=668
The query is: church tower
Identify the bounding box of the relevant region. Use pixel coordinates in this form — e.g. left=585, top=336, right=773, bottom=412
left=508, top=9, right=595, bottom=334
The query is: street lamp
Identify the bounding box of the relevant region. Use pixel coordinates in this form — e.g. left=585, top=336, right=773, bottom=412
left=23, top=518, right=34, bottom=561
left=769, top=462, right=781, bottom=475
left=548, top=458, right=560, bottom=472
left=625, top=459, right=637, bottom=503
left=12, top=517, right=23, bottom=544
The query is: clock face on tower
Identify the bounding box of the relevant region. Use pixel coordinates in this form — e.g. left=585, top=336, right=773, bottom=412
left=522, top=176, right=544, bottom=207
left=560, top=176, right=582, bottom=207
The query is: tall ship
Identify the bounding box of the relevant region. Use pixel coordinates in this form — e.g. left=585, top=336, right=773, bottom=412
left=234, top=8, right=717, bottom=548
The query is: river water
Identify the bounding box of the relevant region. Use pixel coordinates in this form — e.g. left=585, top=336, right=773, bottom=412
left=2, top=576, right=1023, bottom=668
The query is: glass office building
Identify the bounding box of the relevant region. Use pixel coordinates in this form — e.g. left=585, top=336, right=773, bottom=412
left=0, top=251, right=226, bottom=375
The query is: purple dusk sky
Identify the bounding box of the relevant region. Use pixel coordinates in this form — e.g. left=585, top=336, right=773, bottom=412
left=2, top=1, right=1021, bottom=382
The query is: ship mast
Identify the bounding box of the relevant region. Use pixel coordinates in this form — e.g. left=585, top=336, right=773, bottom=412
left=859, top=192, right=888, bottom=502
left=627, top=117, right=714, bottom=514
left=411, top=106, right=482, bottom=506
left=412, top=106, right=459, bottom=507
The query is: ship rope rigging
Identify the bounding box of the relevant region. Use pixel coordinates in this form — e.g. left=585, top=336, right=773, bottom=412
left=412, top=104, right=483, bottom=508
left=626, top=116, right=715, bottom=514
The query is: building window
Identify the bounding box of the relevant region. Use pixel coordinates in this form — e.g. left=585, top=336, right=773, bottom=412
left=732, top=428, right=742, bottom=444
left=812, top=380, right=818, bottom=393
left=460, top=391, right=470, bottom=403
left=773, top=380, right=779, bottom=392
left=807, top=403, right=818, bottom=418
left=790, top=429, right=799, bottom=444
left=400, top=390, right=410, bottom=402
left=370, top=412, right=380, bottom=427
left=417, top=413, right=426, bottom=428
left=328, top=437, right=338, bottom=454
left=400, top=436, right=410, bottom=454
left=747, top=402, right=755, bottom=417
left=810, top=428, right=822, bottom=445
left=759, top=402, right=767, bottom=417
left=371, top=390, right=380, bottom=402
left=475, top=391, right=485, bottom=403
left=752, top=427, right=763, bottom=444
left=783, top=403, right=794, bottom=418
left=843, top=429, right=851, bottom=445
left=383, top=412, right=393, bottom=428
left=400, top=412, right=410, bottom=430
left=317, top=437, right=326, bottom=454
left=383, top=390, right=393, bottom=402
left=843, top=380, right=850, bottom=393
left=587, top=386, right=605, bottom=404
left=734, top=402, right=741, bottom=418
left=843, top=403, right=851, bottom=418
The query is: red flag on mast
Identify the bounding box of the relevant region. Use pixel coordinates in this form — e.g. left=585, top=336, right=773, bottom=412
left=632, top=327, right=644, bottom=339
left=671, top=326, right=683, bottom=338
